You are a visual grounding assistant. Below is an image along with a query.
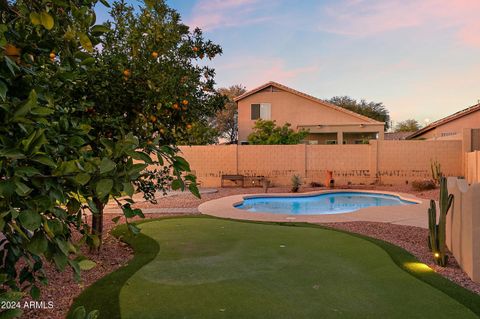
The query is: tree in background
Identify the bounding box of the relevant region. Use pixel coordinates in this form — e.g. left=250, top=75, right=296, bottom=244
left=326, top=96, right=390, bottom=130
left=216, top=85, right=246, bottom=144
left=177, top=122, right=220, bottom=145
left=394, top=119, right=421, bottom=132
left=247, top=120, right=308, bottom=145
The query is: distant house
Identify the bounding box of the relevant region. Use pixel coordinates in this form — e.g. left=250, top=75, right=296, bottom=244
left=234, top=81, right=385, bottom=144
left=408, top=103, right=480, bottom=140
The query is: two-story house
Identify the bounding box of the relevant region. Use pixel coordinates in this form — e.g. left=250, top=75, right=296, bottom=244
left=234, top=81, right=385, bottom=144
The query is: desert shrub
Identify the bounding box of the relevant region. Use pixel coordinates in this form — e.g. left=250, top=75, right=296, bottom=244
left=291, top=175, right=302, bottom=192
left=411, top=180, right=436, bottom=191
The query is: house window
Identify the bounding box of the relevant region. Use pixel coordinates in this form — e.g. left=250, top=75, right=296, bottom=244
left=251, top=103, right=271, bottom=120
left=326, top=140, right=337, bottom=145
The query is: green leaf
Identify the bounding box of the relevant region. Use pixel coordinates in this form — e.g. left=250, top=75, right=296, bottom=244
left=40, top=12, right=54, bottom=30
left=0, top=180, right=15, bottom=197
left=14, top=90, right=37, bottom=118
left=30, top=107, right=54, bottom=116
left=80, top=57, right=96, bottom=66
left=27, top=233, right=48, bottom=255
left=15, top=181, right=32, bottom=196
left=32, top=155, right=57, bottom=168
left=95, top=179, right=113, bottom=198
left=131, top=151, right=153, bottom=164
left=189, top=183, right=201, bottom=199
left=55, top=238, right=69, bottom=256
left=79, top=33, right=93, bottom=52
left=53, top=253, right=68, bottom=271
left=71, top=306, right=86, bottom=319
left=171, top=179, right=183, bottom=191
left=111, top=216, right=121, bottom=223
left=0, top=79, right=7, bottom=101
left=91, top=25, right=110, bottom=34
left=14, top=166, right=40, bottom=177
left=30, top=285, right=40, bottom=300
left=74, top=173, right=91, bottom=185
left=29, top=12, right=41, bottom=25
left=78, top=259, right=96, bottom=271
left=123, top=182, right=134, bottom=197
left=99, top=0, right=111, bottom=7
left=99, top=158, right=116, bottom=174
left=18, top=211, right=41, bottom=231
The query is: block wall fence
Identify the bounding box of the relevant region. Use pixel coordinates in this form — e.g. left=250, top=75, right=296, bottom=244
left=179, top=140, right=463, bottom=187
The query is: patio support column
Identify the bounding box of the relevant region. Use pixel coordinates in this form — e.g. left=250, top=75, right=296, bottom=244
left=337, top=131, right=344, bottom=145
left=378, top=130, right=385, bottom=140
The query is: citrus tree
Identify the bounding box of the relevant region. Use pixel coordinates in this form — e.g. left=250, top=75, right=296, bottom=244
left=0, top=0, right=109, bottom=314
left=72, top=0, right=224, bottom=243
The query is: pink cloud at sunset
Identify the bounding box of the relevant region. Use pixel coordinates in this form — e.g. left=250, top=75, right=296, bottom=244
left=319, top=0, right=480, bottom=47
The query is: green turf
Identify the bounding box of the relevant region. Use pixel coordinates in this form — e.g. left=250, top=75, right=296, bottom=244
left=69, top=217, right=480, bottom=319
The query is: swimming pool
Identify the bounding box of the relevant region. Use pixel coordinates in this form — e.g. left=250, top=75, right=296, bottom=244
left=235, top=192, right=417, bottom=215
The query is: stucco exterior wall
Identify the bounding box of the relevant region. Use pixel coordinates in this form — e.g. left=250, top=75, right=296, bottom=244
left=237, top=89, right=378, bottom=142
left=178, top=140, right=463, bottom=187
left=414, top=110, right=480, bottom=140
left=376, top=140, right=463, bottom=183
left=446, top=178, right=480, bottom=283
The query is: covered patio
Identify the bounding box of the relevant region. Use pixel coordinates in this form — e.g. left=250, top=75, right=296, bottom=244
left=300, top=123, right=385, bottom=144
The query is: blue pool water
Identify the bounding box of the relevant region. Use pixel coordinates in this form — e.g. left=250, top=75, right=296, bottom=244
left=235, top=192, right=416, bottom=215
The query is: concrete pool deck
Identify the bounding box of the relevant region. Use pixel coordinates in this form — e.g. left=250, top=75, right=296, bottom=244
left=198, top=189, right=430, bottom=229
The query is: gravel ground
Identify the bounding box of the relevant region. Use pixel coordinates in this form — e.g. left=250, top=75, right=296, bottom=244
left=21, top=183, right=480, bottom=319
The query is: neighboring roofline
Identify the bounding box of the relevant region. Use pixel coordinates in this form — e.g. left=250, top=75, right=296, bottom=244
left=234, top=81, right=384, bottom=124
left=407, top=102, right=480, bottom=139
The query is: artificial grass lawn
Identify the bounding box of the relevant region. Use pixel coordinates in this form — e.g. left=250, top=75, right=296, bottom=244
left=70, top=217, right=480, bottom=319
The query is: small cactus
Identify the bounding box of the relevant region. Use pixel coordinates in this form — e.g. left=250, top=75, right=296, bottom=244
left=427, top=177, right=453, bottom=266
left=430, top=159, right=443, bottom=185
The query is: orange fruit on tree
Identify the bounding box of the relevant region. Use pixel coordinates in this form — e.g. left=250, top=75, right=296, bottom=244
left=4, top=44, right=21, bottom=57
left=149, top=115, right=157, bottom=123
left=192, top=46, right=199, bottom=52
left=186, top=124, right=193, bottom=130
left=151, top=51, right=159, bottom=58
left=182, top=99, right=189, bottom=106
left=49, top=52, right=56, bottom=59
left=123, top=69, right=131, bottom=77
left=173, top=103, right=180, bottom=110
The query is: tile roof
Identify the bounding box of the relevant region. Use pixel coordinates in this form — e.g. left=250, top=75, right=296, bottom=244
left=234, top=81, right=384, bottom=124
left=407, top=103, right=480, bottom=139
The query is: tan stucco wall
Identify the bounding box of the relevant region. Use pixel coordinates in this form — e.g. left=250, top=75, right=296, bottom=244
left=178, top=140, right=463, bottom=187
left=237, top=88, right=382, bottom=142
left=415, top=110, right=480, bottom=140
left=446, top=177, right=480, bottom=283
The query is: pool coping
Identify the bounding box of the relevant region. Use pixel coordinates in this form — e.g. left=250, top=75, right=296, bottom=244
left=198, top=189, right=430, bottom=229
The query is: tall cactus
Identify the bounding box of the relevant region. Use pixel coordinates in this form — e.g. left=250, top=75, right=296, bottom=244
left=427, top=177, right=454, bottom=266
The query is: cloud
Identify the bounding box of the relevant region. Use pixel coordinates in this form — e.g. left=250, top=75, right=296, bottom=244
left=187, top=0, right=271, bottom=31
left=318, top=0, right=480, bottom=47
left=215, top=56, right=321, bottom=89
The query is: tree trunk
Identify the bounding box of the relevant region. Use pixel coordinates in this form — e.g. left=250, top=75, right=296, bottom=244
left=91, top=197, right=104, bottom=250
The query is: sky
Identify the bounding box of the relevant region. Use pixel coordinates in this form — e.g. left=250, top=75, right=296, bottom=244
left=95, top=0, right=480, bottom=127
